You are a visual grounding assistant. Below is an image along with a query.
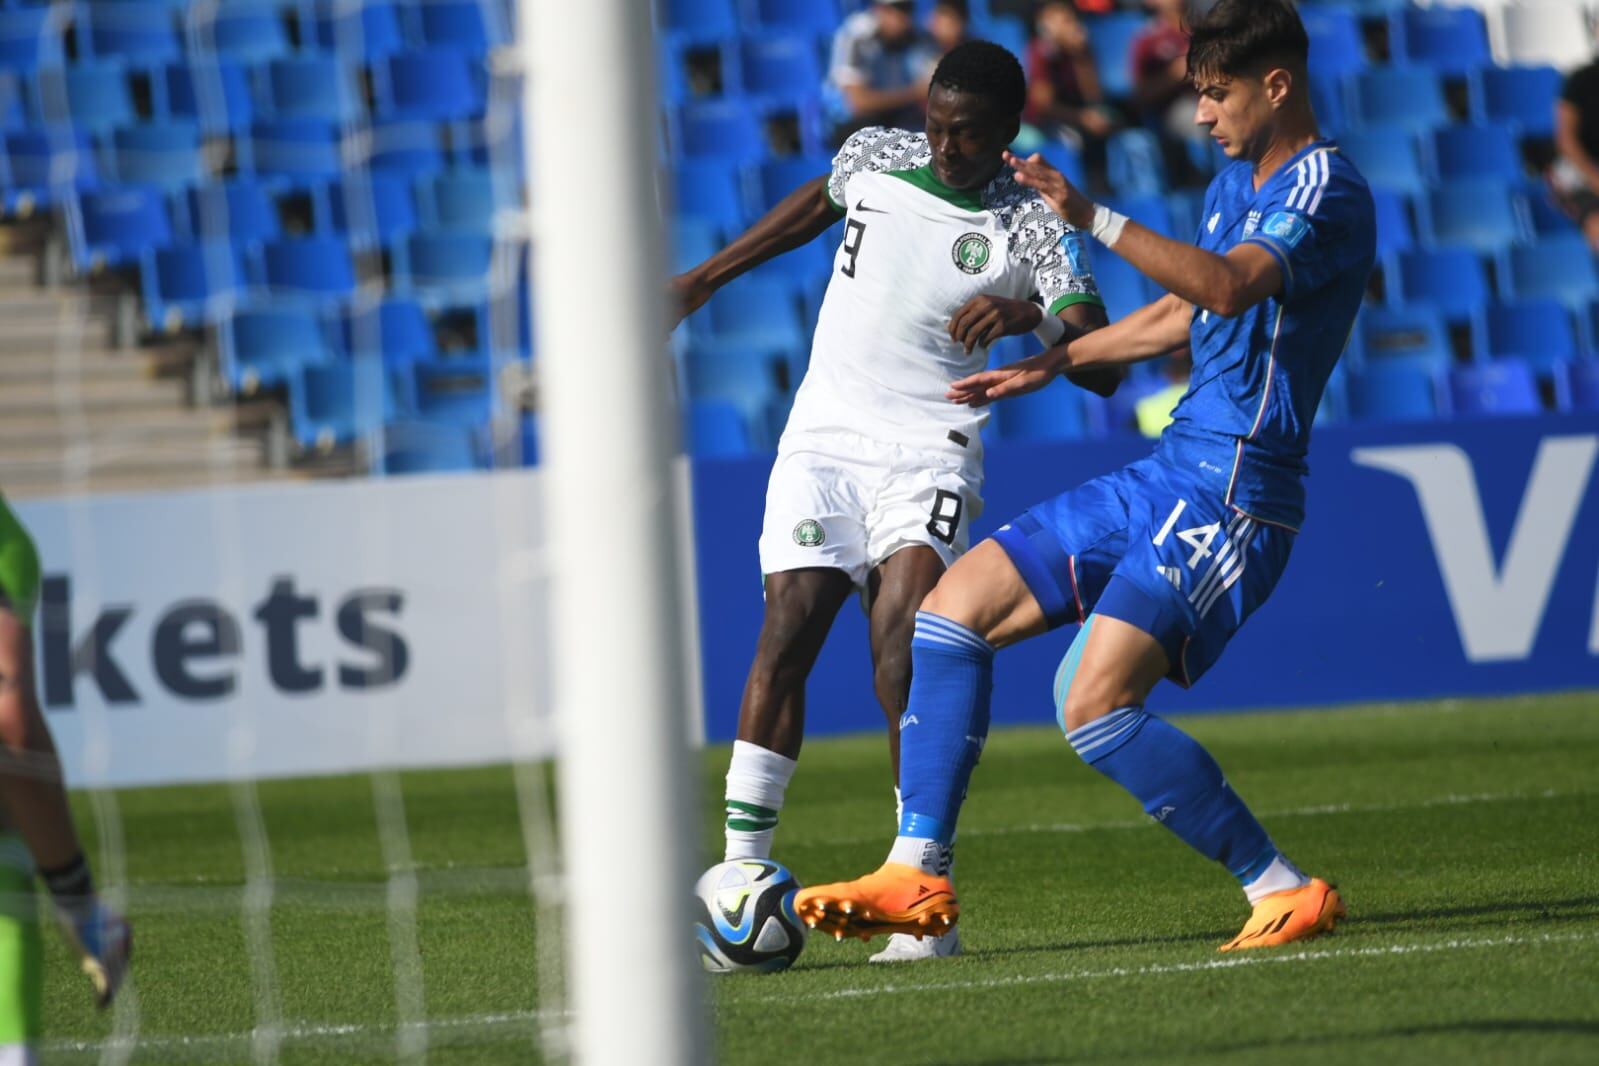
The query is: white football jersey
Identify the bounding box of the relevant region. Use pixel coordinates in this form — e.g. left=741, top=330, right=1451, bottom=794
left=785, top=126, right=1102, bottom=453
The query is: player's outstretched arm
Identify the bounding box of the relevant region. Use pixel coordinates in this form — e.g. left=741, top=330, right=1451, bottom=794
left=947, top=294, right=1189, bottom=406
left=668, top=175, right=841, bottom=328
left=0, top=608, right=131, bottom=1008
left=1004, top=150, right=1283, bottom=317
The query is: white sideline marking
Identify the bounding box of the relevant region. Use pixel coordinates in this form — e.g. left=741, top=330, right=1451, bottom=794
left=736, top=929, right=1599, bottom=1007
left=43, top=930, right=1597, bottom=1053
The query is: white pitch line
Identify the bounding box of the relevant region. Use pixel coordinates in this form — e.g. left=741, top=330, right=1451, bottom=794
left=729, top=929, right=1599, bottom=1007
left=830, top=788, right=1577, bottom=847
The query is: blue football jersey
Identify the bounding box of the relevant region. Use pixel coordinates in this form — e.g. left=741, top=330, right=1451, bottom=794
left=1155, top=141, right=1375, bottom=529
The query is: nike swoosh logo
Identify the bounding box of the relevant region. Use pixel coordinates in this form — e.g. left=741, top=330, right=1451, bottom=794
left=855, top=199, right=888, bottom=214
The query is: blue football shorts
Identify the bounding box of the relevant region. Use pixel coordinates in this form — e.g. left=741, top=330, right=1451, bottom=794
left=992, top=454, right=1295, bottom=687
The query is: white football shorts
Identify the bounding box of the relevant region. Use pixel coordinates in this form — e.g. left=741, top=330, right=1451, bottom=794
left=758, top=428, right=983, bottom=587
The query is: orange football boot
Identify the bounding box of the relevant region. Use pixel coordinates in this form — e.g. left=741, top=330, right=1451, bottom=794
left=1219, top=877, right=1345, bottom=952
left=794, top=863, right=958, bottom=942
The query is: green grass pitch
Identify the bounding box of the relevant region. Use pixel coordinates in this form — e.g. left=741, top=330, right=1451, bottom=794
left=37, top=693, right=1599, bottom=1063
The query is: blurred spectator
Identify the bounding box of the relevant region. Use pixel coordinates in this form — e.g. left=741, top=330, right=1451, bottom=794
left=825, top=0, right=940, bottom=146
left=1025, top=1, right=1121, bottom=190
left=929, top=0, right=972, bottom=56
left=1135, top=352, right=1192, bottom=438
left=1554, top=55, right=1599, bottom=250
left=1131, top=0, right=1205, bottom=183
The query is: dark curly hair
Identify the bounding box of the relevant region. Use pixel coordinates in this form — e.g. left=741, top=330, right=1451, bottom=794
left=1187, top=0, right=1309, bottom=83
left=929, top=40, right=1027, bottom=117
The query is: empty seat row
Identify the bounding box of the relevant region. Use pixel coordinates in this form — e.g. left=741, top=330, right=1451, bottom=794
left=0, top=1, right=508, bottom=73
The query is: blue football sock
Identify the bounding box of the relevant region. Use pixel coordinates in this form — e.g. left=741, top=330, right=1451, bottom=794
left=1067, top=706, right=1280, bottom=887
left=895, top=612, right=993, bottom=847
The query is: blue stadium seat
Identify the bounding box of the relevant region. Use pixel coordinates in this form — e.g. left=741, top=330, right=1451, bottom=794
left=670, top=215, right=721, bottom=273
left=195, top=1, right=292, bottom=63
left=687, top=399, right=756, bottom=458
left=162, top=60, right=253, bottom=134
left=1421, top=179, right=1527, bottom=254
left=749, top=155, right=828, bottom=216
left=1359, top=305, right=1453, bottom=368
left=1308, top=75, right=1348, bottom=138
left=81, top=3, right=181, bottom=66
left=1522, top=180, right=1576, bottom=237
left=364, top=120, right=446, bottom=177
left=1088, top=246, right=1154, bottom=323
left=1395, top=246, right=1489, bottom=324
left=1085, top=13, right=1144, bottom=100
left=979, top=15, right=1028, bottom=66
left=412, top=359, right=497, bottom=426
left=1472, top=65, right=1560, bottom=139
left=337, top=295, right=436, bottom=367
left=1303, top=5, right=1365, bottom=80
left=67, top=187, right=172, bottom=271
left=397, top=231, right=496, bottom=304
left=376, top=49, right=484, bottom=121
left=1336, top=126, right=1426, bottom=197
left=1351, top=68, right=1450, bottom=134
left=737, top=35, right=823, bottom=100
left=329, top=172, right=418, bottom=250
left=111, top=122, right=203, bottom=191
left=1556, top=359, right=1599, bottom=411
left=266, top=56, right=364, bottom=123
left=1431, top=123, right=1522, bottom=182
left=141, top=241, right=245, bottom=332
left=290, top=356, right=394, bottom=450
left=747, top=0, right=840, bottom=34
left=263, top=237, right=358, bottom=297
left=422, top=168, right=513, bottom=231
left=0, top=6, right=62, bottom=75
left=0, top=72, right=22, bottom=133
left=417, top=0, right=508, bottom=53
left=1371, top=187, right=1415, bottom=258
left=1391, top=5, right=1490, bottom=77
left=1107, top=128, right=1167, bottom=197
left=676, top=98, right=767, bottom=160
left=36, top=64, right=135, bottom=136
left=1499, top=235, right=1599, bottom=309
left=308, top=0, right=405, bottom=59
left=672, top=159, right=748, bottom=233
left=993, top=380, right=1092, bottom=442
left=701, top=276, right=806, bottom=350
left=682, top=341, right=784, bottom=419
left=220, top=302, right=333, bottom=393
left=184, top=179, right=281, bottom=246
left=661, top=0, right=739, bottom=41
left=243, top=119, right=344, bottom=179
left=1347, top=359, right=1443, bottom=421
left=375, top=419, right=483, bottom=474
left=1484, top=299, right=1577, bottom=371
left=1449, top=359, right=1541, bottom=415
left=1164, top=189, right=1207, bottom=241
left=2, top=128, right=97, bottom=214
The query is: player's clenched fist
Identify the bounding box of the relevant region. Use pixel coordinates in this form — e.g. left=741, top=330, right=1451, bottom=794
left=947, top=295, right=1045, bottom=354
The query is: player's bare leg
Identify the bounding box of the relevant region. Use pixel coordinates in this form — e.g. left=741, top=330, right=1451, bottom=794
left=722, top=568, right=854, bottom=861
left=1055, top=614, right=1341, bottom=951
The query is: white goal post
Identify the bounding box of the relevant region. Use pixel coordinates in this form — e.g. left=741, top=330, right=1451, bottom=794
left=523, top=0, right=708, bottom=1063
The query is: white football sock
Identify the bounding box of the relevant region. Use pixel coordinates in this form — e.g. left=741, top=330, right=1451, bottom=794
left=887, top=835, right=951, bottom=876
left=723, top=740, right=797, bottom=861
left=1244, top=853, right=1310, bottom=905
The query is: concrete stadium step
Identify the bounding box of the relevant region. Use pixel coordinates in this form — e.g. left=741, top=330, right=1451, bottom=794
left=0, top=439, right=273, bottom=491
left=0, top=376, right=189, bottom=414
left=0, top=463, right=305, bottom=501
left=0, top=351, right=153, bottom=385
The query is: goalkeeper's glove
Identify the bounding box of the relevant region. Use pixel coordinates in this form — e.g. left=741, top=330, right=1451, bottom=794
left=42, top=854, right=132, bottom=1008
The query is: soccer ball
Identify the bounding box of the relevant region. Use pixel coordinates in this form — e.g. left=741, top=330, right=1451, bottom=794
left=693, top=859, right=806, bottom=974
